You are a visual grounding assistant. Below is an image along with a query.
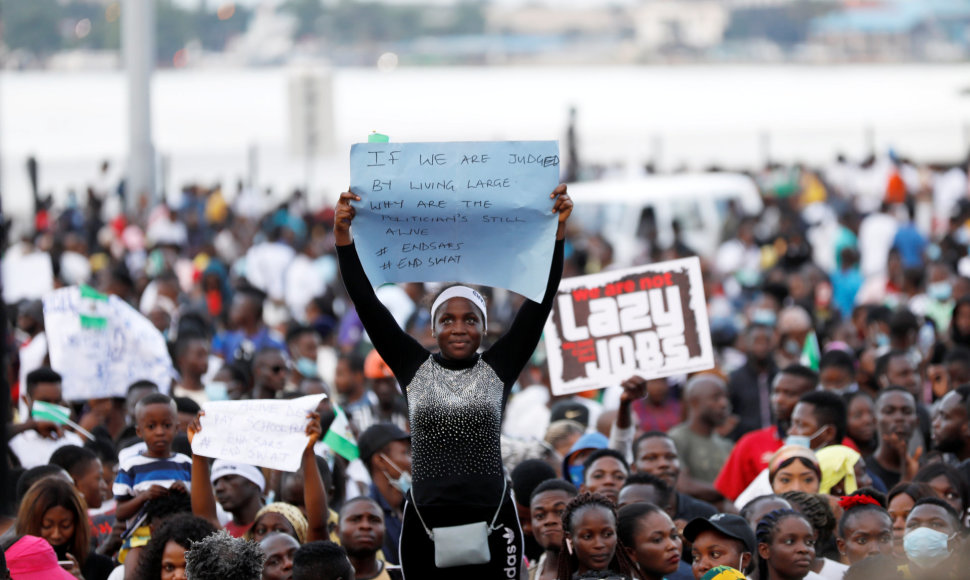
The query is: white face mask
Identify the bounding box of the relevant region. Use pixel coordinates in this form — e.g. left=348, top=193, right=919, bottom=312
left=380, top=453, right=412, bottom=494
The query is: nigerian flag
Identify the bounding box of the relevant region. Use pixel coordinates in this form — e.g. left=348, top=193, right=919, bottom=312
left=31, top=401, right=72, bottom=424
left=322, top=405, right=359, bottom=461
left=800, top=331, right=821, bottom=371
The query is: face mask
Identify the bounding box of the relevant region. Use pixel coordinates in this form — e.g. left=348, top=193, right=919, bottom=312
left=567, top=464, right=585, bottom=487
left=904, top=527, right=954, bottom=568
left=875, top=333, right=889, bottom=348
left=783, top=339, right=801, bottom=356
left=827, top=382, right=858, bottom=396
left=205, top=381, right=229, bottom=401
left=751, top=309, right=776, bottom=327
left=381, top=453, right=412, bottom=494
left=785, top=426, right=827, bottom=449
left=928, top=281, right=952, bottom=302
left=296, top=357, right=319, bottom=379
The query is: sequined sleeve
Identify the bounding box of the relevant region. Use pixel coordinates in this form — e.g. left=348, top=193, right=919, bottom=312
left=337, top=242, right=429, bottom=387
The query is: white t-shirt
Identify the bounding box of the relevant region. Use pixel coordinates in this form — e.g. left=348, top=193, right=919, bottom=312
left=805, top=558, right=849, bottom=580
left=9, top=429, right=85, bottom=469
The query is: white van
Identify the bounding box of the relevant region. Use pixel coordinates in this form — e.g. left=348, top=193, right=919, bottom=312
left=566, top=173, right=763, bottom=265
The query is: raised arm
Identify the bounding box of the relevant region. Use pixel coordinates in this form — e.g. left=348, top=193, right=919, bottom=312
left=485, top=184, right=571, bottom=385
left=334, top=191, right=428, bottom=384
left=187, top=412, right=221, bottom=528
left=302, top=408, right=331, bottom=542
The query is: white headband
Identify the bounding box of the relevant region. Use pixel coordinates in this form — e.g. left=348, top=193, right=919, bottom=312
left=431, top=286, right=488, bottom=331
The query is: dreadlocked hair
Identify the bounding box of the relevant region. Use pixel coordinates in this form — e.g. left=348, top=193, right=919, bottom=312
left=556, top=492, right=644, bottom=580
left=756, top=509, right=811, bottom=580
left=781, top=490, right=839, bottom=560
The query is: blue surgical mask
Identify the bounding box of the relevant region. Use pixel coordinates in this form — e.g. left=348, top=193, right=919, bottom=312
left=752, top=308, right=777, bottom=327
left=928, top=281, right=952, bottom=302
left=783, top=339, right=801, bottom=356
left=904, top=527, right=954, bottom=568
left=875, top=333, right=889, bottom=348
left=785, top=426, right=827, bottom=449
left=296, top=357, right=319, bottom=379
left=205, top=381, right=229, bottom=401
left=567, top=464, right=585, bottom=487
left=381, top=453, right=412, bottom=494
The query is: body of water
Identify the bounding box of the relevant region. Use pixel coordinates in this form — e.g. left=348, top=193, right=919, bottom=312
left=2, top=64, right=970, bottom=218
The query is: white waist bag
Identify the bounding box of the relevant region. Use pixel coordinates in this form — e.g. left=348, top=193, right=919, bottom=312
left=410, top=477, right=507, bottom=568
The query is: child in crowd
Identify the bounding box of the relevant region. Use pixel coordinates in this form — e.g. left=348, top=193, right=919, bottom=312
left=113, top=393, right=192, bottom=522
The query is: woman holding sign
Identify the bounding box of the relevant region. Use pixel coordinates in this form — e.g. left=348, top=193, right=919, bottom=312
left=334, top=184, right=571, bottom=579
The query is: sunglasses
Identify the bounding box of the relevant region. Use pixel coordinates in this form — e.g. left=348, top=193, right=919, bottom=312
left=270, top=365, right=286, bottom=373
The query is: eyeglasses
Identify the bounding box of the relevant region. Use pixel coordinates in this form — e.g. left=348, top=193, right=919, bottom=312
left=271, top=365, right=286, bottom=373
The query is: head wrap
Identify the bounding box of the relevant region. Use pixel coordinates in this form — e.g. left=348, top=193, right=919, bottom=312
left=700, top=566, right=747, bottom=580
left=815, top=445, right=861, bottom=495
left=768, top=445, right=820, bottom=482
left=250, top=502, right=308, bottom=544
left=431, top=286, right=487, bottom=331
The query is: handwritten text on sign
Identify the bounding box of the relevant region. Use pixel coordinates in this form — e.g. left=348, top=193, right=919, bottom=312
left=44, top=286, right=173, bottom=401
left=349, top=141, right=560, bottom=302
left=543, top=259, right=715, bottom=395
left=192, top=395, right=325, bottom=472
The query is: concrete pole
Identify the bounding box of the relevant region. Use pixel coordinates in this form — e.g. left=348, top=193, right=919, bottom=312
left=123, top=0, right=156, bottom=219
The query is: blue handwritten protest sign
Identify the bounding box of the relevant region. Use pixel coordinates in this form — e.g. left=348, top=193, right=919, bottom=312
left=349, top=140, right=560, bottom=302
left=44, top=286, right=174, bottom=400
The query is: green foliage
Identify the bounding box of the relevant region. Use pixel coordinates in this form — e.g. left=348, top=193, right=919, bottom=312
left=0, top=0, right=252, bottom=63
left=1, top=0, right=62, bottom=55
left=287, top=0, right=487, bottom=46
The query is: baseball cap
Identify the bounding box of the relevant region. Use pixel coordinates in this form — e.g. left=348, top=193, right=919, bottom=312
left=549, top=400, right=590, bottom=428
left=210, top=460, right=266, bottom=493
left=358, top=423, right=410, bottom=464
left=5, top=535, right=76, bottom=580
left=683, top=514, right=757, bottom=555
left=364, top=350, right=394, bottom=380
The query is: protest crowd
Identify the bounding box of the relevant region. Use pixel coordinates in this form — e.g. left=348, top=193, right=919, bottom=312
left=3, top=150, right=970, bottom=580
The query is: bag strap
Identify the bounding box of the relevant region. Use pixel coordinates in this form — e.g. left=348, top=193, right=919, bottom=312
left=409, top=475, right=509, bottom=540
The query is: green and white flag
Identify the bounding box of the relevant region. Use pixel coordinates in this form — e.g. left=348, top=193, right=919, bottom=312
left=31, top=401, right=94, bottom=440
left=322, top=405, right=360, bottom=462
left=79, top=285, right=109, bottom=330
left=31, top=401, right=72, bottom=425
left=800, top=330, right=821, bottom=372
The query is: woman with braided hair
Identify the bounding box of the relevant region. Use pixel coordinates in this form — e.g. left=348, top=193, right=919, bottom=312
left=835, top=494, right=893, bottom=565
left=616, top=502, right=682, bottom=580
left=335, top=183, right=572, bottom=579
left=755, top=509, right=815, bottom=580
left=556, top=492, right=643, bottom=580
left=780, top=491, right=846, bottom=577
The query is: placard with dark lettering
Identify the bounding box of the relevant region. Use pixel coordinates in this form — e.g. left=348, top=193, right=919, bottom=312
left=349, top=140, right=560, bottom=301
left=543, top=259, right=715, bottom=395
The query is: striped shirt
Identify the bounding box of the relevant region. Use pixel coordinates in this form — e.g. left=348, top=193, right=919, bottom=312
left=113, top=452, right=192, bottom=500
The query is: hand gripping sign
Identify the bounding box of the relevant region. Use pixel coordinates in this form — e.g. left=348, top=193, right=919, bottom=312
left=543, top=258, right=715, bottom=395
left=349, top=140, right=560, bottom=302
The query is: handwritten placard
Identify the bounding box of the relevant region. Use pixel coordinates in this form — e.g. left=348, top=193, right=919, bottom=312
left=349, top=140, right=560, bottom=302
left=44, top=286, right=174, bottom=400
left=543, top=259, right=715, bottom=396
left=192, top=395, right=326, bottom=472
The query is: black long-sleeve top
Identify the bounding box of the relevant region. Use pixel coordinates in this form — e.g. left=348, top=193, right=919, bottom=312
left=338, top=239, right=564, bottom=507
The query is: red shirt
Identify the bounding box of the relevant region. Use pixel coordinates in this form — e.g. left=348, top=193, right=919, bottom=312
left=715, top=427, right=861, bottom=501
left=224, top=520, right=253, bottom=538
left=715, top=426, right=782, bottom=501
